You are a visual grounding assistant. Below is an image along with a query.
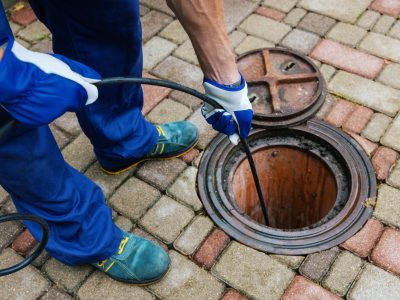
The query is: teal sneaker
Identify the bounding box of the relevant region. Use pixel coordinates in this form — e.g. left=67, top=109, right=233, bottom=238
left=92, top=231, right=170, bottom=285
left=101, top=121, right=199, bottom=174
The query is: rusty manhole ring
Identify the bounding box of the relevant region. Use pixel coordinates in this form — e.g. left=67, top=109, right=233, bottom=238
left=197, top=120, right=376, bottom=255
left=237, top=48, right=326, bottom=128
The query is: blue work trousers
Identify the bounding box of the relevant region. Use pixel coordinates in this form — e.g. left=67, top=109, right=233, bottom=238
left=0, top=0, right=158, bottom=265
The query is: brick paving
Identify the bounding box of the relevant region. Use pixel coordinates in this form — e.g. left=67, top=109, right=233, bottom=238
left=2, top=0, right=400, bottom=299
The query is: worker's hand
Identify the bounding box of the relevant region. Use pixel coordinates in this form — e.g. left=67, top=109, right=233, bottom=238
left=201, top=74, right=253, bottom=144
left=0, top=39, right=100, bottom=127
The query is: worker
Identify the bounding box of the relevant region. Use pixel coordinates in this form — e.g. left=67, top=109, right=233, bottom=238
left=0, top=0, right=253, bottom=284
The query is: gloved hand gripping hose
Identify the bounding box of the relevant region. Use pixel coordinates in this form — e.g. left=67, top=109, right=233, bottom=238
left=95, top=77, right=270, bottom=225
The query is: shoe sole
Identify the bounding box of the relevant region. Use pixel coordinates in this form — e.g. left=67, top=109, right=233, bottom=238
left=101, top=141, right=198, bottom=175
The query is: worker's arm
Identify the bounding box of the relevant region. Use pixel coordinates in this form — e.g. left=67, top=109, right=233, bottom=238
left=167, top=0, right=253, bottom=141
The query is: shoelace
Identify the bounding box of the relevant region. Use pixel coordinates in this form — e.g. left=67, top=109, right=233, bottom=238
left=150, top=126, right=166, bottom=156
left=96, top=236, right=129, bottom=272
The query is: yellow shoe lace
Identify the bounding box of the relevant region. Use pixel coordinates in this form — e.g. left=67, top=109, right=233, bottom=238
left=151, top=126, right=166, bottom=156
left=96, top=236, right=129, bottom=272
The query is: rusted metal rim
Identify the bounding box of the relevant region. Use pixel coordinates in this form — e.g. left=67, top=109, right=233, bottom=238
left=237, top=48, right=326, bottom=128
left=197, top=119, right=376, bottom=255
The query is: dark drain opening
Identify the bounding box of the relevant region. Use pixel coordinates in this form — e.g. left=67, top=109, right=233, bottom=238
left=232, top=146, right=337, bottom=230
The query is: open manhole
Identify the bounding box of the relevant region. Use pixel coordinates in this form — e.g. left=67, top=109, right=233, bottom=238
left=197, top=48, right=376, bottom=255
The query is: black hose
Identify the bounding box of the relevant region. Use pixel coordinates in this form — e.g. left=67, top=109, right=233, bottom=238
left=95, top=77, right=270, bottom=225
left=0, top=214, right=49, bottom=276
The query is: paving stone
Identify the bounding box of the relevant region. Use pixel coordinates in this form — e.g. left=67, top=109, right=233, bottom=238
left=299, top=0, right=372, bottom=23
left=239, top=14, right=291, bottom=43
left=132, top=227, right=168, bottom=251
left=142, top=72, right=171, bottom=115
left=373, top=15, right=396, bottom=34
left=173, top=215, right=214, bottom=255
left=322, top=251, right=364, bottom=296
left=12, top=229, right=36, bottom=256
left=153, top=56, right=203, bottom=109
left=224, top=0, right=258, bottom=33
left=141, top=0, right=174, bottom=16
left=159, top=20, right=188, bottom=45
left=0, top=186, right=8, bottom=205
left=270, top=255, right=305, bottom=269
left=0, top=248, right=50, bottom=300
left=360, top=32, right=400, bottom=63
left=212, top=242, right=295, bottom=300
left=143, top=36, right=177, bottom=70
left=149, top=251, right=225, bottom=300
left=327, top=22, right=367, bottom=46
left=44, top=258, right=92, bottom=293
left=136, top=158, right=187, bottom=191
left=370, top=0, right=400, bottom=17
left=311, top=39, right=384, bottom=79
left=256, top=6, right=286, bottom=21
left=357, top=9, right=381, bottom=30
left=221, top=289, right=248, bottom=300
left=109, top=177, right=161, bottom=220
left=388, top=20, right=400, bottom=39
left=378, top=63, right=400, bottom=90
left=298, top=13, right=336, bottom=36
left=0, top=210, right=23, bottom=250
left=229, top=31, right=247, bottom=49
left=348, top=264, right=400, bottom=300
left=31, top=249, right=50, bottom=268
left=147, top=98, right=192, bottom=124
left=114, top=215, right=134, bottom=232
left=343, top=106, right=374, bottom=133
left=387, top=160, right=400, bottom=188
left=362, top=113, right=393, bottom=142
left=282, top=276, right=341, bottom=300
left=346, top=132, right=379, bottom=157
left=284, top=8, right=307, bottom=26
left=50, top=124, right=70, bottom=149
left=193, top=151, right=203, bottom=168
left=173, top=39, right=199, bottom=65
left=9, top=21, right=21, bottom=36
left=329, top=71, right=400, bottom=117
left=382, top=114, right=400, bottom=151
left=235, top=36, right=274, bottom=55
left=193, top=229, right=231, bottom=269
left=299, top=247, right=340, bottom=283
left=316, top=93, right=337, bottom=119
left=187, top=109, right=219, bottom=150
left=78, top=271, right=155, bottom=300
left=319, top=65, right=336, bottom=84
left=374, top=184, right=400, bottom=227
left=262, top=0, right=297, bottom=13
left=17, top=20, right=50, bottom=43
left=372, top=146, right=398, bottom=180
left=370, top=228, right=400, bottom=276
left=141, top=10, right=173, bottom=42
left=30, top=38, right=52, bottom=53
left=62, top=134, right=95, bottom=172
left=85, top=162, right=133, bottom=198
left=54, top=112, right=81, bottom=136
left=140, top=4, right=150, bottom=16
left=10, top=5, right=36, bottom=26
left=324, top=99, right=356, bottom=127
left=140, top=196, right=194, bottom=243
left=181, top=148, right=200, bottom=164
left=41, top=288, right=73, bottom=300
left=281, top=29, right=320, bottom=54
left=167, top=166, right=202, bottom=211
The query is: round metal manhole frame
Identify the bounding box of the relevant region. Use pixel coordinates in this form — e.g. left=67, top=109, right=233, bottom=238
left=197, top=119, right=376, bottom=255
left=237, top=48, right=326, bottom=128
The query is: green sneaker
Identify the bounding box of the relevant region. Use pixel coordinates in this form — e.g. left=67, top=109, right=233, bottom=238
left=101, top=121, right=199, bottom=174
left=92, top=231, right=170, bottom=285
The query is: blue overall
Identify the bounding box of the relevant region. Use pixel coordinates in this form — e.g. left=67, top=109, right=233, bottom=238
left=0, top=0, right=158, bottom=265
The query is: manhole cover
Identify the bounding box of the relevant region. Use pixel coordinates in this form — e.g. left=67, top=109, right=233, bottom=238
left=237, top=48, right=326, bottom=128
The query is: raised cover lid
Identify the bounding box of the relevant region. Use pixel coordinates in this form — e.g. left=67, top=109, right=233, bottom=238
left=237, top=48, right=326, bottom=128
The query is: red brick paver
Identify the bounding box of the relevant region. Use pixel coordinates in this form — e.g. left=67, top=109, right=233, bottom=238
left=10, top=6, right=37, bottom=26
left=324, top=100, right=356, bottom=127
left=193, top=228, right=230, bottom=269
left=311, top=39, right=384, bottom=79
left=346, top=132, right=378, bottom=157
left=282, top=276, right=341, bottom=300
left=142, top=72, right=171, bottom=115
left=372, top=147, right=399, bottom=180
left=370, top=0, right=400, bottom=17
left=181, top=148, right=200, bottom=164
left=12, top=229, right=36, bottom=256
left=370, top=228, right=400, bottom=276
left=256, top=7, right=286, bottom=21
left=221, top=289, right=248, bottom=300
left=343, top=106, right=374, bottom=134
left=341, top=218, right=384, bottom=258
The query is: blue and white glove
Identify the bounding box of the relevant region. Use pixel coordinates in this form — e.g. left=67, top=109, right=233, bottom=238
left=201, top=74, right=253, bottom=145
left=0, top=38, right=100, bottom=127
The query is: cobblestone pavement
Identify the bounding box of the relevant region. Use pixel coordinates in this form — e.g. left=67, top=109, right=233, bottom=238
left=2, top=0, right=400, bottom=299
